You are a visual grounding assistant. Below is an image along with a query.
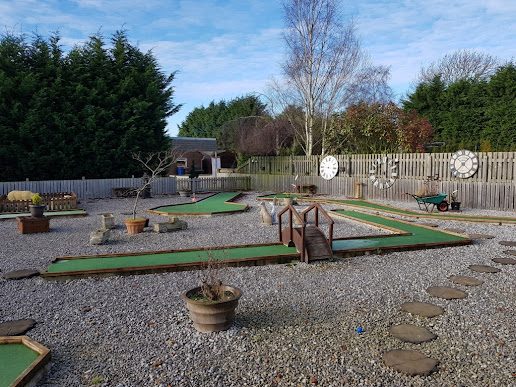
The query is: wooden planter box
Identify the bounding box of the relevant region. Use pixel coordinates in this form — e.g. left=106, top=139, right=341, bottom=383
left=0, top=192, right=77, bottom=213
left=17, top=216, right=50, bottom=234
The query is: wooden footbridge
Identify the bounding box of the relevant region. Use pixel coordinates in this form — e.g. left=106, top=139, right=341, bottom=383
left=278, top=203, right=334, bottom=263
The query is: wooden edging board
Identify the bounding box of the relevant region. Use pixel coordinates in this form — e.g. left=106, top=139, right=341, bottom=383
left=0, top=335, right=51, bottom=387
left=147, top=192, right=248, bottom=216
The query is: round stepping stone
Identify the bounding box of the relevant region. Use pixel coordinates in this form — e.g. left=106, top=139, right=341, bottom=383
left=467, top=234, right=495, bottom=239
left=448, top=275, right=484, bottom=286
left=383, top=349, right=439, bottom=376
left=499, top=241, right=516, bottom=246
left=443, top=228, right=465, bottom=234
left=492, top=257, right=516, bottom=265
left=503, top=250, right=516, bottom=256
left=2, top=269, right=40, bottom=280
left=468, top=265, right=501, bottom=273
left=427, top=286, right=467, bottom=299
left=389, top=324, right=437, bottom=343
left=0, top=319, right=36, bottom=336
left=401, top=302, right=444, bottom=317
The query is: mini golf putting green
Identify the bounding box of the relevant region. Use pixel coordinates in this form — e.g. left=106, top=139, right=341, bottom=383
left=326, top=199, right=516, bottom=224
left=0, top=336, right=51, bottom=387
left=148, top=192, right=248, bottom=216
left=330, top=210, right=470, bottom=253
left=42, top=243, right=299, bottom=279
left=43, top=211, right=470, bottom=279
left=0, top=209, right=88, bottom=220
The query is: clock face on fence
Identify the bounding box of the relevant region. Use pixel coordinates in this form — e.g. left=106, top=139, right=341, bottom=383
left=319, top=156, right=339, bottom=180
left=450, top=149, right=479, bottom=179
left=369, top=156, right=399, bottom=189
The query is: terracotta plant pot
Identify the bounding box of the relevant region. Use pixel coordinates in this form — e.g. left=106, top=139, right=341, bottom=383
left=182, top=285, right=242, bottom=333
left=283, top=197, right=293, bottom=206
left=124, top=218, right=146, bottom=235
left=29, top=204, right=45, bottom=218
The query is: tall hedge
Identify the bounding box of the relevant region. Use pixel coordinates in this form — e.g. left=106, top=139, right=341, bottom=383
left=0, top=30, right=181, bottom=181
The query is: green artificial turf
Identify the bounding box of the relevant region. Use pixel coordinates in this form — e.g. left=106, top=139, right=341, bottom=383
left=329, top=199, right=516, bottom=223
left=331, top=210, right=468, bottom=251
left=150, top=192, right=247, bottom=214
left=46, top=244, right=298, bottom=273
left=0, top=343, right=40, bottom=387
left=0, top=209, right=87, bottom=220
left=258, top=194, right=303, bottom=199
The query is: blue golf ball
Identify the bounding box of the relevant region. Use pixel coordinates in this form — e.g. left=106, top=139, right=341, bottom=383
left=357, top=327, right=363, bottom=333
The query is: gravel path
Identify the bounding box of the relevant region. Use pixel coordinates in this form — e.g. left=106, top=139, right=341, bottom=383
left=1, top=192, right=515, bottom=386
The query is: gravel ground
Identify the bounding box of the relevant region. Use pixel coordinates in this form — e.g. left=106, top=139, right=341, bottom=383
left=0, top=192, right=515, bottom=387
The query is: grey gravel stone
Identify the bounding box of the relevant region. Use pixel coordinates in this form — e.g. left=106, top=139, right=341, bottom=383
left=0, top=193, right=515, bottom=386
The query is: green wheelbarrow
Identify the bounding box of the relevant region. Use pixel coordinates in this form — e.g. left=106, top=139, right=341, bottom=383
left=402, top=192, right=449, bottom=212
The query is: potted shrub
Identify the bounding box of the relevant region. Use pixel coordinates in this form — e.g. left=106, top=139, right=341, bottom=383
left=450, top=190, right=461, bottom=211
left=29, top=193, right=45, bottom=217
left=125, top=150, right=180, bottom=235
left=182, top=250, right=242, bottom=333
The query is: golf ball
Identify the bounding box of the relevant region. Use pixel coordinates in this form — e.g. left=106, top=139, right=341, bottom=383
left=357, top=327, right=363, bottom=333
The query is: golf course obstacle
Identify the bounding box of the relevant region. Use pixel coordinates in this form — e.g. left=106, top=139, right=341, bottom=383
left=279, top=203, right=334, bottom=263
left=42, top=207, right=470, bottom=279
left=0, top=336, right=51, bottom=387
left=148, top=192, right=248, bottom=216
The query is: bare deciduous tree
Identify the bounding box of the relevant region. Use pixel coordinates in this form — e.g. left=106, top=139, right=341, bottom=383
left=130, top=150, right=180, bottom=219
left=269, top=0, right=390, bottom=155
left=417, top=49, right=501, bottom=85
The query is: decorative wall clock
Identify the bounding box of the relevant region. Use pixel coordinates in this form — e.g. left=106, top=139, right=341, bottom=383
left=369, top=156, right=399, bottom=189
left=319, top=156, right=339, bottom=180
left=450, top=149, right=479, bottom=178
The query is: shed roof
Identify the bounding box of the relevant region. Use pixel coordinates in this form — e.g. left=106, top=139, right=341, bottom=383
left=171, top=137, right=217, bottom=152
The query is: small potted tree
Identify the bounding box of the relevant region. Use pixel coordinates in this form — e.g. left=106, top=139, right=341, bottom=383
left=29, top=193, right=45, bottom=218
left=125, top=150, right=179, bottom=235
left=182, top=250, right=242, bottom=333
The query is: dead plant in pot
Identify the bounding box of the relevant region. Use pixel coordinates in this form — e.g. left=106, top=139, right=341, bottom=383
left=182, top=249, right=242, bottom=333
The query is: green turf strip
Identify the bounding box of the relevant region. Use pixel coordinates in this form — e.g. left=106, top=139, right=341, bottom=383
left=329, top=200, right=516, bottom=223
left=331, top=210, right=467, bottom=251
left=151, top=192, right=246, bottom=214
left=0, top=343, right=40, bottom=387
left=46, top=244, right=298, bottom=273
left=0, top=209, right=87, bottom=220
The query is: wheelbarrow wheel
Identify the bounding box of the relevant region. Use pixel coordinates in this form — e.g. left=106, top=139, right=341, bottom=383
left=438, top=201, right=449, bottom=212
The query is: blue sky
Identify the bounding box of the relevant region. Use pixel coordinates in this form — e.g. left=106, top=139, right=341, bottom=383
left=3, top=0, right=515, bottom=136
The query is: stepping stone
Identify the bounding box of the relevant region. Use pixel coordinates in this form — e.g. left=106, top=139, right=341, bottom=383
left=389, top=324, right=437, bottom=343
left=383, top=349, right=439, bottom=376
left=467, top=234, right=495, bottom=239
left=503, top=250, right=516, bottom=256
left=469, top=265, right=501, bottom=273
left=427, top=286, right=467, bottom=299
left=2, top=269, right=40, bottom=280
left=443, top=228, right=465, bottom=234
left=448, top=275, right=484, bottom=286
left=492, top=257, right=516, bottom=265
left=0, top=319, right=36, bottom=336
left=401, top=302, right=444, bottom=317
left=499, top=241, right=516, bottom=247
